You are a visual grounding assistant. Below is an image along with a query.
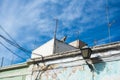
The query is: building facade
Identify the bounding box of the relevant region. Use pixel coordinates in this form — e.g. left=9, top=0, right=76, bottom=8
left=0, top=39, right=120, bottom=80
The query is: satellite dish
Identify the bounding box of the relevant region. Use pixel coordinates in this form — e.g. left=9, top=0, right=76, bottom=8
left=61, top=36, right=67, bottom=42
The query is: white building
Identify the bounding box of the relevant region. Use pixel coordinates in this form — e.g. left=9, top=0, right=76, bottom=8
left=32, top=38, right=86, bottom=58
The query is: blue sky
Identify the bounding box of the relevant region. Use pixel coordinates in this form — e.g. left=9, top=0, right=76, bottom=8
left=0, top=0, right=120, bottom=66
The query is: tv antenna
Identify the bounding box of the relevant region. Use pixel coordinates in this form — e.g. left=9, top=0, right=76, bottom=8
left=94, top=39, right=97, bottom=46
left=76, top=31, right=80, bottom=40
left=53, top=19, right=58, bottom=54
left=54, top=19, right=58, bottom=39
left=105, top=0, right=115, bottom=43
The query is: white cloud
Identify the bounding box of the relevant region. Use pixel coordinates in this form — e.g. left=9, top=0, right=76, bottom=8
left=0, top=0, right=119, bottom=65
left=58, top=0, right=86, bottom=21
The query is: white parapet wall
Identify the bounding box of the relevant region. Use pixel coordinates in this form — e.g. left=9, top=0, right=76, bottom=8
left=32, top=38, right=77, bottom=58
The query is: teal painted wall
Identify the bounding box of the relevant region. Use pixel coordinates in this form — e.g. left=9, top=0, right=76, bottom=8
left=38, top=60, right=120, bottom=80
left=0, top=76, right=24, bottom=80
left=93, top=60, right=120, bottom=80
left=0, top=67, right=28, bottom=80
left=1, top=60, right=120, bottom=80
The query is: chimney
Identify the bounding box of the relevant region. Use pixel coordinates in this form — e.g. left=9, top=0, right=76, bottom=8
left=69, top=40, right=87, bottom=49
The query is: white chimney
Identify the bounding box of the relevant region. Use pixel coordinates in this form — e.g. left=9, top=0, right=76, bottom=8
left=69, top=40, right=87, bottom=49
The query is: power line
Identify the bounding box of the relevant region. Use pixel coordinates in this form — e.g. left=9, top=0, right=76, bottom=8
left=0, top=34, right=31, bottom=57
left=0, top=26, right=47, bottom=68
left=0, top=25, right=18, bottom=44
left=0, top=41, right=26, bottom=60
left=0, top=34, right=46, bottom=59
left=0, top=26, right=31, bottom=56
left=0, top=26, right=49, bottom=59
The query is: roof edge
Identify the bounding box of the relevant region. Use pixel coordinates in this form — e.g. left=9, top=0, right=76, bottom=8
left=0, top=62, right=28, bottom=71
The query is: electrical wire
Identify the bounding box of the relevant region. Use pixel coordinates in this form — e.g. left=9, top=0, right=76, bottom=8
left=0, top=34, right=44, bottom=58
left=0, top=26, right=32, bottom=57
left=0, top=41, right=26, bottom=60
left=0, top=27, right=50, bottom=78
left=0, top=27, right=47, bottom=58
left=0, top=34, right=31, bottom=57
left=0, top=25, right=18, bottom=45
left=0, top=33, right=48, bottom=60
left=0, top=25, right=60, bottom=79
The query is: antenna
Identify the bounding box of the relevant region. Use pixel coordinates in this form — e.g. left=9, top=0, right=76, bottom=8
left=105, top=0, right=111, bottom=42
left=1, top=57, right=4, bottom=67
left=11, top=55, right=14, bottom=65
left=54, top=19, right=58, bottom=39
left=94, top=39, right=97, bottom=46
left=33, top=40, right=37, bottom=49
left=53, top=19, right=58, bottom=54
left=76, top=31, right=80, bottom=40
left=105, top=0, right=115, bottom=43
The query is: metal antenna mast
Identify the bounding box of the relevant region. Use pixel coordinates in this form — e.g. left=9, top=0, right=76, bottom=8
left=0, top=57, right=4, bottom=67
left=106, top=0, right=111, bottom=43
left=54, top=19, right=58, bottom=39
left=105, top=0, right=115, bottom=42
left=94, top=39, right=97, bottom=46
left=53, top=19, right=58, bottom=54
left=76, top=31, right=80, bottom=40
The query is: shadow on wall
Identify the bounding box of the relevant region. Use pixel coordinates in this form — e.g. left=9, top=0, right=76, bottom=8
left=86, top=56, right=106, bottom=74
left=93, top=56, right=106, bottom=74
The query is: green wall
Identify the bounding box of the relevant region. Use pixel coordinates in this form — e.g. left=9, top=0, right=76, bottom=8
left=0, top=67, right=28, bottom=80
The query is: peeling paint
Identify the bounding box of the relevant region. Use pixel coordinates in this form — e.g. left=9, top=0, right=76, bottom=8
left=31, top=60, right=120, bottom=80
